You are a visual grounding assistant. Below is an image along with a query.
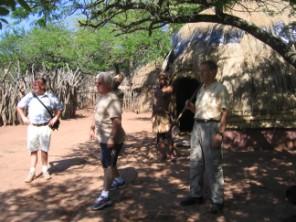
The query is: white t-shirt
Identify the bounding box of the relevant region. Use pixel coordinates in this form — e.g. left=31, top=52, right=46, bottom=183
left=194, top=81, right=230, bottom=121
left=17, top=92, right=63, bottom=124
left=95, top=92, right=125, bottom=144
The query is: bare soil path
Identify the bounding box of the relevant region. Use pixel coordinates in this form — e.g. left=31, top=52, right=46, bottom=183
left=0, top=110, right=295, bottom=222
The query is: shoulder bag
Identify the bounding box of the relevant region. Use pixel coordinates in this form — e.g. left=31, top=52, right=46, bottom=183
left=32, top=92, right=60, bottom=130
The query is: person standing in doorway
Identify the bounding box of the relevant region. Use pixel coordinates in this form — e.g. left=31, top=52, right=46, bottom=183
left=152, top=72, right=177, bottom=161
left=16, top=77, right=63, bottom=183
left=180, top=60, right=230, bottom=214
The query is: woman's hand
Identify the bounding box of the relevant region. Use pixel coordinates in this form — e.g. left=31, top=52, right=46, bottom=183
left=89, top=126, right=96, bottom=140
left=107, top=137, right=114, bottom=149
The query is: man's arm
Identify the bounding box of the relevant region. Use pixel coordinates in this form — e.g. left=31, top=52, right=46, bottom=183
left=89, top=116, right=96, bottom=140
left=219, top=109, right=228, bottom=134
left=16, top=94, right=31, bottom=124
left=48, top=94, right=64, bottom=126
left=48, top=110, right=62, bottom=127
left=218, top=85, right=230, bottom=135
left=212, top=109, right=228, bottom=148
left=16, top=106, right=30, bottom=124
left=162, top=85, right=173, bottom=94
left=185, top=100, right=196, bottom=113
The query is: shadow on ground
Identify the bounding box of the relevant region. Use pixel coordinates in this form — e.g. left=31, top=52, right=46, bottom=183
left=49, top=158, right=88, bottom=173
left=1, top=129, right=296, bottom=222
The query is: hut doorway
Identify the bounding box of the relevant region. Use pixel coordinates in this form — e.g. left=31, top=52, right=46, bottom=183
left=173, top=77, right=200, bottom=132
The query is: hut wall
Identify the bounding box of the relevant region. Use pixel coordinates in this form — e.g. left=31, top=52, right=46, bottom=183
left=129, top=63, right=160, bottom=113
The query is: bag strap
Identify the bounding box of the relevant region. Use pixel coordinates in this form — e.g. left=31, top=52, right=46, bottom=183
left=32, top=92, right=54, bottom=118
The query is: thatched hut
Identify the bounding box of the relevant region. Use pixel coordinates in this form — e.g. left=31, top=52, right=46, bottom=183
left=128, top=63, right=161, bottom=113
left=128, top=2, right=296, bottom=149
left=129, top=1, right=296, bottom=150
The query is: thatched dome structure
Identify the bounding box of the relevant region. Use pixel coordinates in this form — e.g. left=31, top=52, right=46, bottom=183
left=126, top=63, right=160, bottom=113
left=128, top=1, right=296, bottom=130
left=171, top=1, right=296, bottom=129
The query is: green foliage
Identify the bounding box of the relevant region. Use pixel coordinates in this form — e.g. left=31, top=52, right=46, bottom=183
left=72, top=28, right=110, bottom=72
left=11, top=7, right=30, bottom=19
left=73, top=25, right=171, bottom=73
left=0, top=31, right=23, bottom=66
left=18, top=26, right=72, bottom=70
left=290, top=0, right=296, bottom=9
left=0, top=23, right=171, bottom=76
left=0, top=2, right=171, bottom=74
left=1, top=0, right=69, bottom=28
left=170, top=3, right=203, bottom=17
left=1, top=0, right=296, bottom=71
left=0, top=7, right=10, bottom=16
left=0, top=0, right=31, bottom=28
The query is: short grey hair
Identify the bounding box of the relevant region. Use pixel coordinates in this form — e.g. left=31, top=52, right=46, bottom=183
left=96, top=71, right=114, bottom=87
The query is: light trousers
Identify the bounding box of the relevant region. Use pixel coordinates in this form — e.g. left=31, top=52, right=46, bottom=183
left=189, top=121, right=224, bottom=204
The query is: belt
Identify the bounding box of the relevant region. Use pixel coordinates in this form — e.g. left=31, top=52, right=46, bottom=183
left=195, top=118, right=219, bottom=123
left=32, top=122, right=48, bottom=127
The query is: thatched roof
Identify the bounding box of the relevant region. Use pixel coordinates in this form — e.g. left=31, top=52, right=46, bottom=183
left=131, top=63, right=161, bottom=89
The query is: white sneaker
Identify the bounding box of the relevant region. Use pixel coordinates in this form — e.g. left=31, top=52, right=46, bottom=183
left=43, top=171, right=51, bottom=180
left=24, top=171, right=35, bottom=183
left=91, top=196, right=112, bottom=210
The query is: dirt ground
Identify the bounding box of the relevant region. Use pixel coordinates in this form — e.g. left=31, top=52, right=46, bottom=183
left=0, top=110, right=296, bottom=222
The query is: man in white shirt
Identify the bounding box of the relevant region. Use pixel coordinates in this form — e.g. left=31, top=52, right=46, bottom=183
left=180, top=60, right=230, bottom=214
left=16, top=77, right=63, bottom=183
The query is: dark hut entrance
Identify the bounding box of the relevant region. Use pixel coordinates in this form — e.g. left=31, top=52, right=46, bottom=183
left=173, top=77, right=200, bottom=132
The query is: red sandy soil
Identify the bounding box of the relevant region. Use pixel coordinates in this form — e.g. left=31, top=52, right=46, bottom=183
left=0, top=110, right=295, bottom=222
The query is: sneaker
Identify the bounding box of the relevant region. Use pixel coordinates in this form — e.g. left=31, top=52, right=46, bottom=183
left=210, top=203, right=224, bottom=214
left=42, top=171, right=51, bottom=180
left=91, top=196, right=112, bottom=210
left=180, top=196, right=204, bottom=207
left=24, top=171, right=35, bottom=183
left=110, top=179, right=126, bottom=190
